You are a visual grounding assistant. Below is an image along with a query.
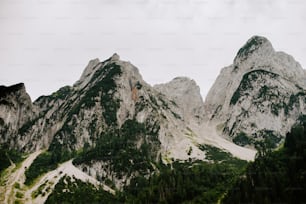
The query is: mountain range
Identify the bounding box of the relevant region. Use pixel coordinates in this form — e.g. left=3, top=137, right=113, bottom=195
left=1, top=35, right=306, bottom=203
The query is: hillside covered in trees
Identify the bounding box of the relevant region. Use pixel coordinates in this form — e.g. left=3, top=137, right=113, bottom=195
left=223, top=116, right=306, bottom=203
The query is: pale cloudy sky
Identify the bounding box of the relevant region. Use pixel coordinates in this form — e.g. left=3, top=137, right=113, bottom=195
left=0, top=0, right=305, bottom=101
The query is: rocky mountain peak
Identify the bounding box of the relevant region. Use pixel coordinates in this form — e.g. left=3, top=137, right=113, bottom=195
left=154, top=76, right=205, bottom=124
left=74, top=58, right=101, bottom=89
left=0, top=83, right=26, bottom=98
left=171, top=77, right=198, bottom=86
left=0, top=83, right=32, bottom=106
left=205, top=35, right=306, bottom=148
left=231, top=35, right=306, bottom=88
left=0, top=83, right=34, bottom=145
left=110, top=53, right=120, bottom=61
left=234, top=35, right=274, bottom=65
left=74, top=53, right=131, bottom=90
left=154, top=76, right=201, bottom=95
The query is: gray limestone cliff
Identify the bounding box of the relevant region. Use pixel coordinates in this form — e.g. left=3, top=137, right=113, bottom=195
left=0, top=83, right=35, bottom=147
left=154, top=77, right=205, bottom=125
left=204, top=35, right=306, bottom=147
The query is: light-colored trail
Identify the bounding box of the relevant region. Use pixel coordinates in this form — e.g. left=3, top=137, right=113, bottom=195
left=0, top=150, right=43, bottom=204
left=24, top=159, right=115, bottom=204
left=198, top=122, right=257, bottom=161
left=1, top=150, right=115, bottom=204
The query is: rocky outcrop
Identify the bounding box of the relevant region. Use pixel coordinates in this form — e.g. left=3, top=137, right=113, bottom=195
left=5, top=36, right=306, bottom=199
left=2, top=35, right=305, bottom=163
left=204, top=35, right=306, bottom=147
left=154, top=77, right=205, bottom=125
left=74, top=58, right=101, bottom=90
left=0, top=83, right=35, bottom=146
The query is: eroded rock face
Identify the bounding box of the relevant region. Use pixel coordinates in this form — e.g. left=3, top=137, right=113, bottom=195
left=154, top=77, right=205, bottom=125
left=0, top=83, right=35, bottom=147
left=110, top=59, right=207, bottom=161
left=204, top=35, right=306, bottom=146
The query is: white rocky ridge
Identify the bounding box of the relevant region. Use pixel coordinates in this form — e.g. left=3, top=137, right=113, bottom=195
left=74, top=58, right=101, bottom=89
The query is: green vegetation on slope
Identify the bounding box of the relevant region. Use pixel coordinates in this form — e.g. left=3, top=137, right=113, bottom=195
left=40, top=116, right=249, bottom=204
left=284, top=92, right=306, bottom=115
left=233, top=132, right=252, bottom=146
left=73, top=119, right=160, bottom=177
left=0, top=144, right=22, bottom=172
left=18, top=118, right=39, bottom=135
left=45, top=176, right=118, bottom=204
left=67, top=62, right=122, bottom=126
left=48, top=62, right=122, bottom=153
left=232, top=130, right=281, bottom=149
left=25, top=145, right=76, bottom=186
left=230, top=69, right=279, bottom=105
left=199, top=144, right=248, bottom=167
left=25, top=151, right=58, bottom=185
left=223, top=115, right=306, bottom=203
left=50, top=86, right=72, bottom=100
left=46, top=157, right=247, bottom=204
left=0, top=83, right=24, bottom=98
left=121, top=158, right=247, bottom=203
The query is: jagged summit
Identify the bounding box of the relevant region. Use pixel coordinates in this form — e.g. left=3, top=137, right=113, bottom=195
left=231, top=35, right=306, bottom=87
left=0, top=82, right=25, bottom=89
left=236, top=36, right=273, bottom=56
left=0, top=82, right=34, bottom=146
left=74, top=58, right=101, bottom=89
left=155, top=76, right=205, bottom=124
left=110, top=53, right=120, bottom=61
left=205, top=35, right=306, bottom=148
left=0, top=83, right=26, bottom=98
left=5, top=37, right=306, bottom=203
left=234, top=35, right=274, bottom=64
left=74, top=53, right=139, bottom=90
left=74, top=53, right=126, bottom=90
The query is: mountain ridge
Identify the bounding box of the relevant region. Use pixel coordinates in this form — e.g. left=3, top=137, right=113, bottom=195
left=3, top=35, right=303, bottom=158
left=1, top=34, right=306, bottom=203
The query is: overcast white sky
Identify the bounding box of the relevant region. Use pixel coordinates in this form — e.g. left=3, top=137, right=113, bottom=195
left=0, top=0, right=306, bottom=101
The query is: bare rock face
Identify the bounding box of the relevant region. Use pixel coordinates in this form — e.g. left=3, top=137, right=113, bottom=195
left=74, top=58, right=101, bottom=89
left=0, top=83, right=35, bottom=146
left=7, top=39, right=306, bottom=194
left=204, top=35, right=306, bottom=147
left=154, top=77, right=205, bottom=125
